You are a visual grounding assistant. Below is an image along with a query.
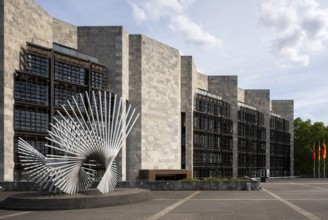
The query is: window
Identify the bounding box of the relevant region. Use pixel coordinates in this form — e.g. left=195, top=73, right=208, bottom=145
left=26, top=53, right=49, bottom=77
left=54, top=84, right=85, bottom=110
left=91, top=71, right=106, bottom=89
left=15, top=74, right=49, bottom=105
left=193, top=93, right=233, bottom=178
left=14, top=106, right=49, bottom=132
left=55, top=61, right=86, bottom=85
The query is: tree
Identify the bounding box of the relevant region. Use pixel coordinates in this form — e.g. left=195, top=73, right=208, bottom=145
left=294, top=117, right=328, bottom=176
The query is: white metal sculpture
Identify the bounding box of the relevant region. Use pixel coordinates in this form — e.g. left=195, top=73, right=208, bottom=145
left=18, top=91, right=139, bottom=194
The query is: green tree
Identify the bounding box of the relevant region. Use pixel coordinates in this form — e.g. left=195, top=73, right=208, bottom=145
left=294, top=117, right=328, bottom=176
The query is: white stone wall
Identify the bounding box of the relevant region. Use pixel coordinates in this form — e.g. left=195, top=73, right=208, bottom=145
left=128, top=35, right=182, bottom=178
left=1, top=0, right=79, bottom=181
left=139, top=36, right=181, bottom=170
left=197, top=72, right=208, bottom=90
left=53, top=18, right=77, bottom=49
left=238, top=88, right=245, bottom=103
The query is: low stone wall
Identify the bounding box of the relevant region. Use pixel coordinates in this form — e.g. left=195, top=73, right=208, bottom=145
left=117, top=181, right=259, bottom=190
left=0, top=181, right=259, bottom=191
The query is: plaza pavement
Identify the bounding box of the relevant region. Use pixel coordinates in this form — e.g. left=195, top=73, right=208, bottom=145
left=0, top=178, right=327, bottom=220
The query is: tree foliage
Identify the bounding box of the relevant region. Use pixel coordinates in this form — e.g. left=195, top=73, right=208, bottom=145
left=294, top=117, right=328, bottom=175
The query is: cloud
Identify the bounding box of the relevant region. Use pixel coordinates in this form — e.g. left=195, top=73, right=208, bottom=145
left=170, top=16, right=223, bottom=48
left=127, top=0, right=223, bottom=48
left=128, top=0, right=193, bottom=23
left=260, top=0, right=328, bottom=66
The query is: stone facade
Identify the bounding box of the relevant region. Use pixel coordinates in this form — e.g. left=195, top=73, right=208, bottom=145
left=53, top=18, right=77, bottom=49
left=127, top=35, right=142, bottom=180
left=196, top=72, right=208, bottom=91
left=0, top=0, right=4, bottom=182
left=0, top=0, right=295, bottom=181
left=130, top=36, right=181, bottom=173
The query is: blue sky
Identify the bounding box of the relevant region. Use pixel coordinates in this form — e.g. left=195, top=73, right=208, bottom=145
left=35, top=0, right=328, bottom=124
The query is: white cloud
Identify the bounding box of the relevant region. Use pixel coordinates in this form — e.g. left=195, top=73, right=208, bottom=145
left=170, top=16, right=223, bottom=48
left=260, top=0, right=328, bottom=66
left=128, top=0, right=193, bottom=23
left=127, top=0, right=223, bottom=48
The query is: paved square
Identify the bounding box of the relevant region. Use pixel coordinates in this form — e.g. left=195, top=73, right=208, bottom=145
left=0, top=179, right=327, bottom=219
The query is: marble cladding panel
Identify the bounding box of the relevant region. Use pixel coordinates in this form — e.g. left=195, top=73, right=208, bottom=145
left=0, top=0, right=4, bottom=180
left=244, top=90, right=270, bottom=112
left=53, top=18, right=77, bottom=49
left=140, top=36, right=181, bottom=170
left=238, top=88, right=245, bottom=103
left=196, top=72, right=208, bottom=91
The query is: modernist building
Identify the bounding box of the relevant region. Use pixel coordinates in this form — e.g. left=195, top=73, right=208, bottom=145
left=0, top=0, right=294, bottom=182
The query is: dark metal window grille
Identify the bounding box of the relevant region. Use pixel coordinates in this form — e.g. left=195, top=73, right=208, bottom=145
left=258, top=141, right=266, bottom=154
left=222, top=119, right=232, bottom=135
left=193, top=94, right=233, bottom=178
left=194, top=150, right=206, bottom=165
left=26, top=53, right=49, bottom=77
left=270, top=115, right=291, bottom=176
left=238, top=138, right=247, bottom=152
left=208, top=116, right=214, bottom=132
left=257, top=127, right=266, bottom=140
left=54, top=84, right=85, bottom=110
left=194, top=169, right=207, bottom=178
left=257, top=155, right=266, bottom=168
left=55, top=61, right=85, bottom=85
left=193, top=132, right=207, bottom=149
left=15, top=74, right=49, bottom=105
left=222, top=136, right=232, bottom=151
left=92, top=71, right=106, bottom=89
left=238, top=169, right=247, bottom=177
left=238, top=153, right=247, bottom=167
left=14, top=106, right=49, bottom=132
left=222, top=152, right=232, bottom=166
left=222, top=169, right=233, bottom=178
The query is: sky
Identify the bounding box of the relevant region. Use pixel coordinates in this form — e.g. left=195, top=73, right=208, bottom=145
left=35, top=0, right=328, bottom=125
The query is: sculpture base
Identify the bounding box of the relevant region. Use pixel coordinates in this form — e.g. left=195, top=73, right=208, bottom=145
left=0, top=188, right=152, bottom=211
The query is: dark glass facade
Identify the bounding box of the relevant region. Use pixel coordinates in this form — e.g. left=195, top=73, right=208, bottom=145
left=270, top=115, right=291, bottom=177
left=14, top=43, right=107, bottom=181
left=193, top=93, right=233, bottom=178
left=237, top=106, right=266, bottom=178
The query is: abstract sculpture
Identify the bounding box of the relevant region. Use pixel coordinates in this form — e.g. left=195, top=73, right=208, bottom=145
left=18, top=91, right=139, bottom=194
